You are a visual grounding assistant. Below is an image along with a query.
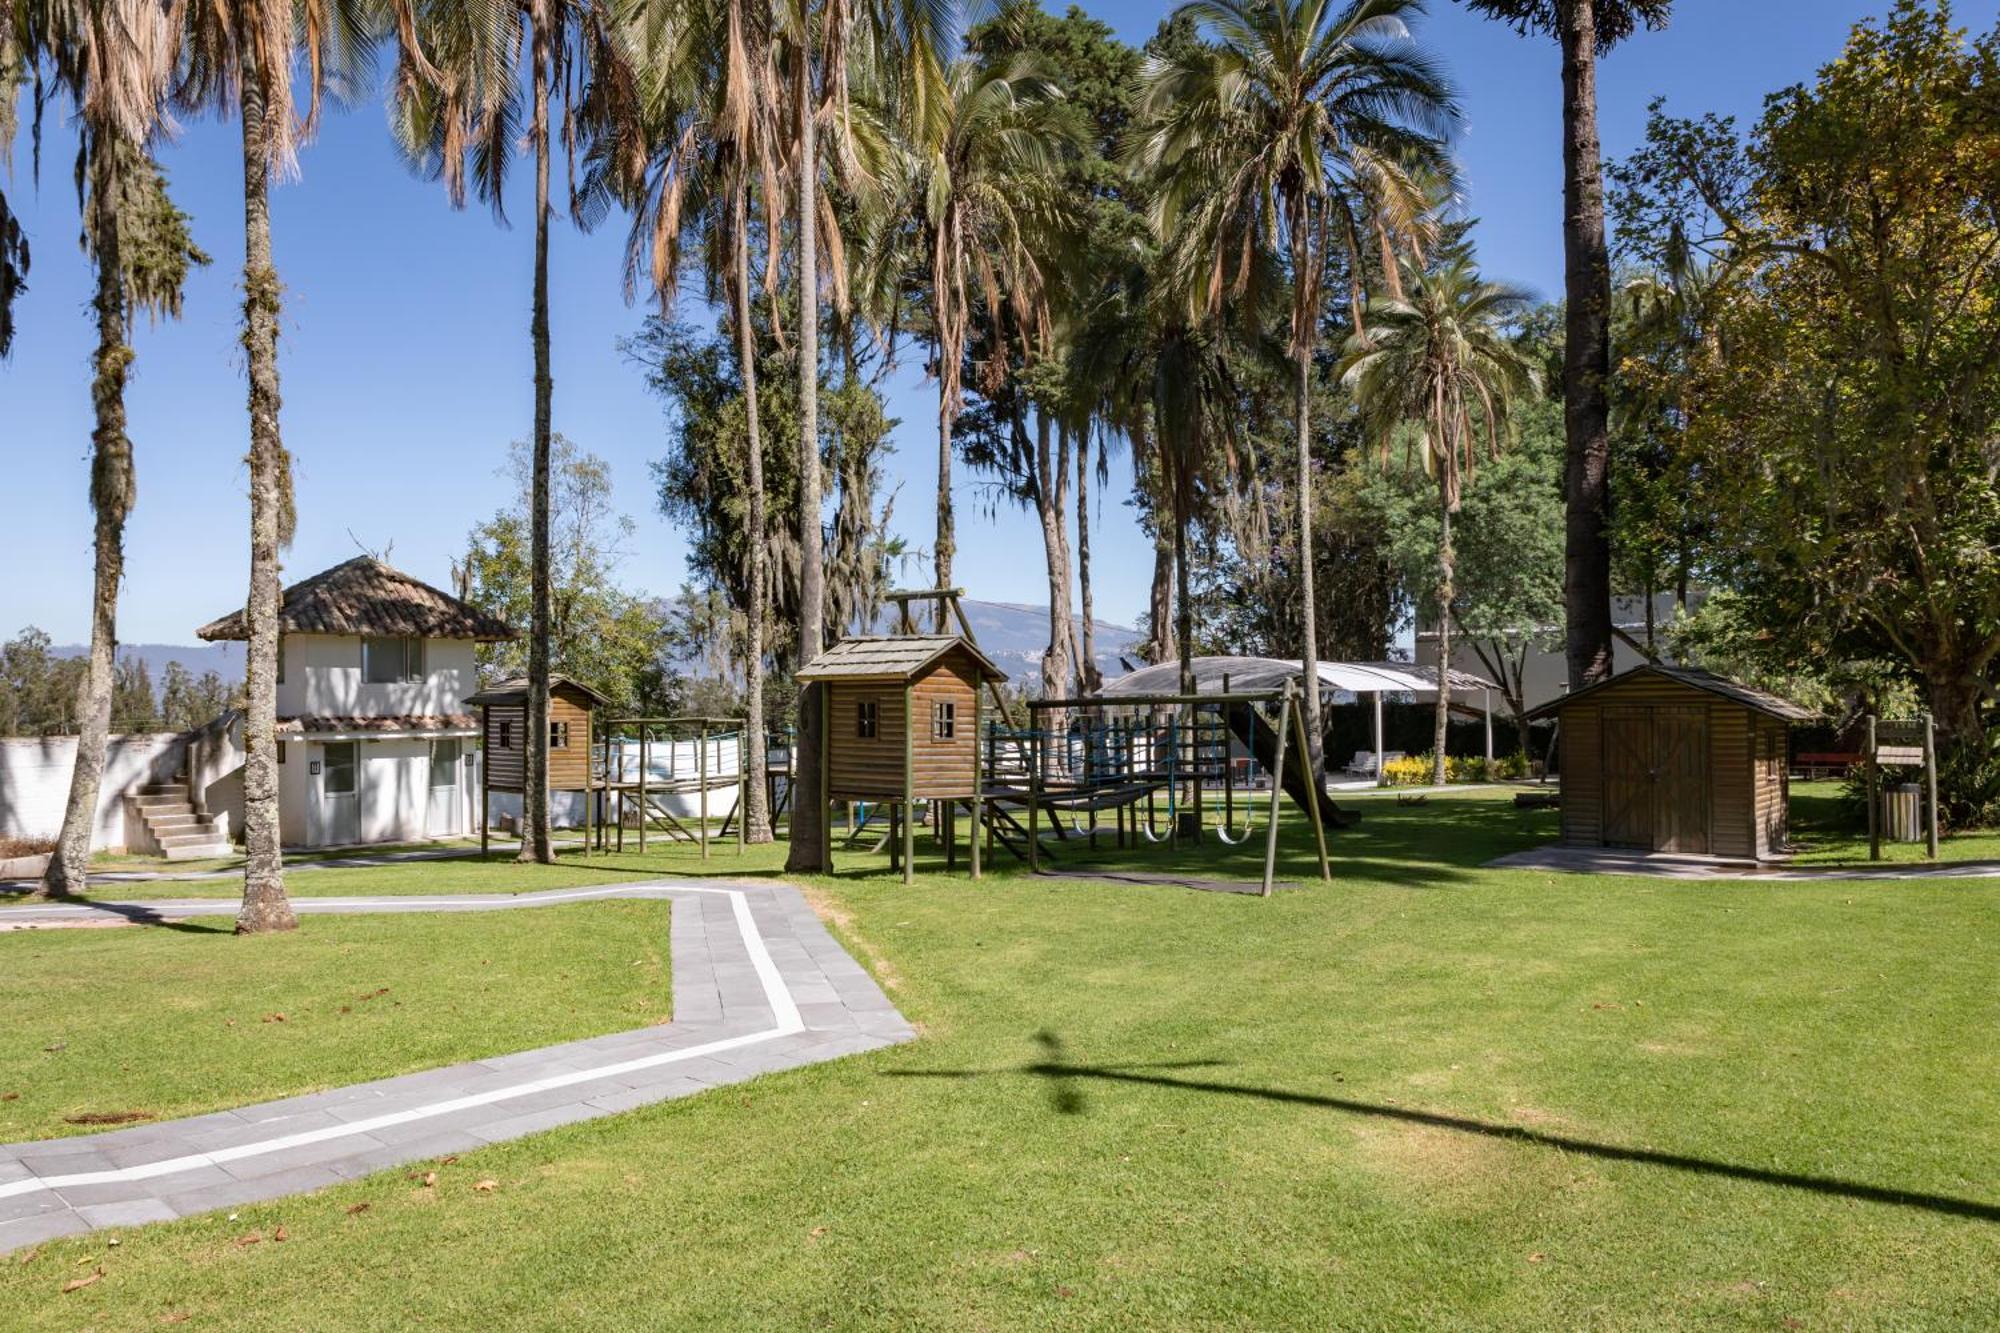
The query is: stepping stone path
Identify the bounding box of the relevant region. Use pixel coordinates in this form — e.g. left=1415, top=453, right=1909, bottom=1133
left=0, top=882, right=914, bottom=1252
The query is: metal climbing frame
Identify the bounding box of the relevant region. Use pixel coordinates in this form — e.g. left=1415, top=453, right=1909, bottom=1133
left=984, top=681, right=1330, bottom=897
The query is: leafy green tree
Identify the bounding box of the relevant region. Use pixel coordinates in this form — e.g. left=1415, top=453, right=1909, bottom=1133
left=1133, top=0, right=1457, bottom=774
left=1618, top=1, right=2000, bottom=819
left=1339, top=254, right=1540, bottom=781
left=0, top=629, right=85, bottom=736
left=159, top=661, right=237, bottom=733
left=1361, top=395, right=1564, bottom=754
left=458, top=437, right=668, bottom=716
left=1457, top=0, right=1673, bottom=692
left=111, top=656, right=159, bottom=732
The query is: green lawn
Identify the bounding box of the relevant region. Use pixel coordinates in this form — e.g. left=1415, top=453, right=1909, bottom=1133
left=0, top=903, right=670, bottom=1142
left=3, top=796, right=1997, bottom=1328
left=1785, top=780, right=2000, bottom=866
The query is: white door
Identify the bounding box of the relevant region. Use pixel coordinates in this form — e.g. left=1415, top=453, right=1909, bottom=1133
left=322, top=742, right=358, bottom=846
left=427, top=740, right=462, bottom=837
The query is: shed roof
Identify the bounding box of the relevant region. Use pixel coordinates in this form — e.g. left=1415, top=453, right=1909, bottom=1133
left=197, top=557, right=517, bottom=642
left=796, top=635, right=1008, bottom=684
left=1526, top=664, right=1817, bottom=723
left=464, top=674, right=612, bottom=707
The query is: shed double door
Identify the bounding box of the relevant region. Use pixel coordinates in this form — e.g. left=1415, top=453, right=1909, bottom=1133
left=1602, top=704, right=1709, bottom=853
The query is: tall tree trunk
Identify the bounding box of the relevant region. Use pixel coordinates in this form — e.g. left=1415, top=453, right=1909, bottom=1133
left=1174, top=483, right=1194, bottom=699
left=734, top=175, right=772, bottom=843
left=237, top=54, right=297, bottom=933
left=785, top=43, right=828, bottom=873
left=1375, top=215, right=1405, bottom=302
left=1075, top=430, right=1100, bottom=693
left=1559, top=0, right=1615, bottom=690
left=1294, top=338, right=1323, bottom=783
left=934, top=378, right=955, bottom=613
left=1148, top=522, right=1173, bottom=668
left=521, top=33, right=555, bottom=865
left=41, top=135, right=131, bottom=899
left=1433, top=481, right=1455, bottom=787
left=1034, top=412, right=1074, bottom=703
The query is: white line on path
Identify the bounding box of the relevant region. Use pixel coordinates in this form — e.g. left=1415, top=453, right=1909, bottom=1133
left=0, top=886, right=802, bottom=1203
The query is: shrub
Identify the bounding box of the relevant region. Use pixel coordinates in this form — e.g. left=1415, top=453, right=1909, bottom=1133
left=1380, top=754, right=1518, bottom=786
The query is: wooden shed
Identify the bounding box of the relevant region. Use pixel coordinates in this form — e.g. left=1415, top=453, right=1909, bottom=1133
left=795, top=635, right=1009, bottom=881
left=465, top=674, right=610, bottom=852
left=1528, top=665, right=1814, bottom=861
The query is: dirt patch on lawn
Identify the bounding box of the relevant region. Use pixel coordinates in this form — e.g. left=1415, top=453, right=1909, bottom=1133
left=1350, top=1116, right=1512, bottom=1199
left=796, top=880, right=909, bottom=998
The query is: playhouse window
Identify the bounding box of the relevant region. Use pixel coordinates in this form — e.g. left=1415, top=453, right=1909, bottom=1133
left=550, top=721, right=570, bottom=750
left=498, top=721, right=513, bottom=749
left=931, top=700, right=956, bottom=741
left=856, top=699, right=879, bottom=739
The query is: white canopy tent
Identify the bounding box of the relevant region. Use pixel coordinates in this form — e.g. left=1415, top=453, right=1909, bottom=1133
left=1099, top=655, right=1502, bottom=783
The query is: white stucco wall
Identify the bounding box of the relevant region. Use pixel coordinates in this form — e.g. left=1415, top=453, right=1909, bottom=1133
left=277, top=636, right=479, bottom=718
left=295, top=736, right=476, bottom=847
left=0, top=734, right=187, bottom=851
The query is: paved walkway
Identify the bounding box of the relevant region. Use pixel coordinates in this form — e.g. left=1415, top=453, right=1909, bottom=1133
left=0, top=882, right=915, bottom=1253
left=1489, top=844, right=2000, bottom=881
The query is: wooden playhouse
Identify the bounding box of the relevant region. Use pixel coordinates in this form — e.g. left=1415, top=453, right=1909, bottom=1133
left=795, top=634, right=1009, bottom=881
left=465, top=674, right=611, bottom=852
left=1528, top=665, right=1814, bottom=861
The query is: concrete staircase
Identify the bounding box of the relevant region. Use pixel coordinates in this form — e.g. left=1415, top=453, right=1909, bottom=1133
left=130, top=784, right=232, bottom=861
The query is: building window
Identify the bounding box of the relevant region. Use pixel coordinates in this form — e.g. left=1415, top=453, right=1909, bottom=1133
left=931, top=699, right=956, bottom=741
left=856, top=699, right=879, bottom=739
left=276, top=637, right=285, bottom=685
left=498, top=720, right=513, bottom=749
left=323, top=742, right=357, bottom=796
left=362, top=636, right=425, bottom=684
left=550, top=720, right=570, bottom=750
left=431, top=739, right=461, bottom=788
left=277, top=741, right=287, bottom=765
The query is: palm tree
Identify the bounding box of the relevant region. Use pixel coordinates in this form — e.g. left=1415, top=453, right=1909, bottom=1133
left=1338, top=254, right=1539, bottom=784
left=27, top=0, right=201, bottom=898
left=176, top=0, right=382, bottom=933
left=1, top=19, right=26, bottom=359
left=1459, top=0, right=1672, bottom=690
left=395, top=0, right=640, bottom=864
left=1133, top=0, right=1456, bottom=781
left=896, top=52, right=1075, bottom=602
left=620, top=0, right=784, bottom=841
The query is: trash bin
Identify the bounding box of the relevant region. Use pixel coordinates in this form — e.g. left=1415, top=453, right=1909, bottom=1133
left=1884, top=783, right=1922, bottom=842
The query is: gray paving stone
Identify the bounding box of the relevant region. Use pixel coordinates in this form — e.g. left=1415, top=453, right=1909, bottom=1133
left=74, top=1198, right=178, bottom=1228
left=0, top=879, right=916, bottom=1251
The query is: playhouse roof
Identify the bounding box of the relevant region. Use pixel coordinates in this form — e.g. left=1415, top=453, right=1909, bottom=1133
left=196, top=557, right=517, bottom=643
left=796, top=635, right=1008, bottom=685
left=1525, top=664, right=1816, bottom=723
left=464, top=674, right=612, bottom=707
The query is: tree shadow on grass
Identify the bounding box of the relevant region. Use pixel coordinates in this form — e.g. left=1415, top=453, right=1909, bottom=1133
left=886, top=1032, right=2000, bottom=1225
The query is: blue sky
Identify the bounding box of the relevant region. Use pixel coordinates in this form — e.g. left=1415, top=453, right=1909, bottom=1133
left=0, top=0, right=1927, bottom=645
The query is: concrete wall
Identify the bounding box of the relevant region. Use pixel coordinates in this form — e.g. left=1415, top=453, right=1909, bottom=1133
left=277, top=636, right=479, bottom=718
left=0, top=733, right=187, bottom=852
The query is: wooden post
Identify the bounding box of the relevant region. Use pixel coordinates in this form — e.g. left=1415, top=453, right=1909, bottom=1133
left=970, top=686, right=983, bottom=881
left=1924, top=711, right=1940, bottom=860
left=698, top=722, right=710, bottom=861
left=638, top=722, right=650, bottom=855
left=737, top=733, right=747, bottom=857
left=819, top=684, right=833, bottom=872
left=1292, top=683, right=1331, bottom=883
left=1866, top=714, right=1879, bottom=861
left=479, top=704, right=490, bottom=857
left=902, top=682, right=916, bottom=885
left=1262, top=693, right=1291, bottom=897
left=1028, top=727, right=1042, bottom=874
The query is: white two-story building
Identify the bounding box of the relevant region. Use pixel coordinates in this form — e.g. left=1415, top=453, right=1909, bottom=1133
left=195, top=556, right=516, bottom=848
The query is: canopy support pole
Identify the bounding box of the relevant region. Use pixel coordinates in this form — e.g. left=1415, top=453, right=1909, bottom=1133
left=1372, top=691, right=1384, bottom=787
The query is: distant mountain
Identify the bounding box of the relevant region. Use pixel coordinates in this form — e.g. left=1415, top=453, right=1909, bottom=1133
left=913, top=599, right=1146, bottom=687
left=55, top=641, right=245, bottom=684
left=75, top=600, right=1143, bottom=694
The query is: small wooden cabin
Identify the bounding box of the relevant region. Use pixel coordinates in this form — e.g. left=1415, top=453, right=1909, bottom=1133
left=796, top=635, right=1009, bottom=880
left=1529, top=665, right=1814, bottom=861
left=465, top=674, right=610, bottom=851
